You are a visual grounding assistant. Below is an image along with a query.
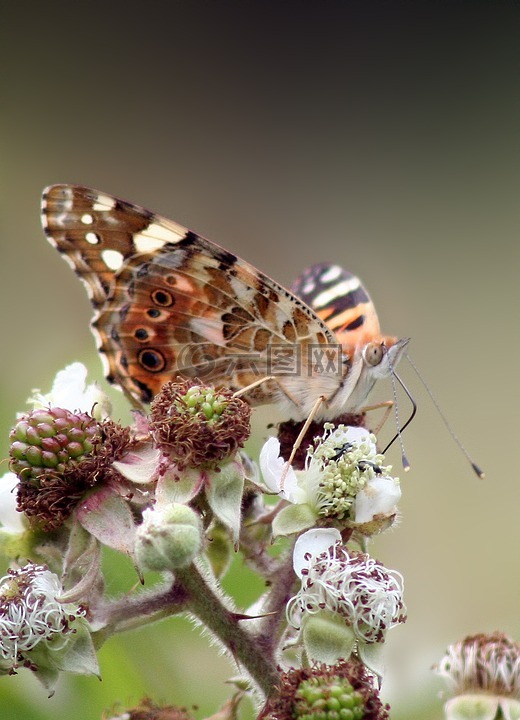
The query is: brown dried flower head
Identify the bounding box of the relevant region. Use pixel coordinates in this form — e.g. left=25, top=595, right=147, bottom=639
left=260, top=659, right=390, bottom=720
left=103, top=697, right=195, bottom=720
left=149, top=378, right=251, bottom=470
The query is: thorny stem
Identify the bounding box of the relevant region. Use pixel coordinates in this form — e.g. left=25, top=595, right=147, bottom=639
left=254, top=541, right=298, bottom=653
left=174, top=562, right=280, bottom=698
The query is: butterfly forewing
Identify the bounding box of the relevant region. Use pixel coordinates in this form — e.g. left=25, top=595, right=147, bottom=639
left=42, top=185, right=337, bottom=407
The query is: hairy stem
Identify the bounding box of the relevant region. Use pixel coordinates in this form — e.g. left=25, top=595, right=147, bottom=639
left=254, top=541, right=297, bottom=653
left=175, top=562, right=280, bottom=698
left=94, top=578, right=189, bottom=635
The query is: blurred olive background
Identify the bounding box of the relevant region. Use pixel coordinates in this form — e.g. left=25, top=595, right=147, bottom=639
left=1, top=2, right=519, bottom=719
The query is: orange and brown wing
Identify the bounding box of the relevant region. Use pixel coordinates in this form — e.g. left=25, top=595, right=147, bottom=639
left=42, top=185, right=336, bottom=405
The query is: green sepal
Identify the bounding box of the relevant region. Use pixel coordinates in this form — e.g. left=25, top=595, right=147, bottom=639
left=445, top=695, right=520, bottom=720
left=301, top=610, right=356, bottom=666
left=272, top=502, right=317, bottom=537
left=27, top=616, right=100, bottom=694
left=205, top=456, right=244, bottom=545
left=205, top=522, right=233, bottom=578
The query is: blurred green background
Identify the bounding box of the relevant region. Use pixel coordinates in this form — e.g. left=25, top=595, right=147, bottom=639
left=1, top=2, right=519, bottom=719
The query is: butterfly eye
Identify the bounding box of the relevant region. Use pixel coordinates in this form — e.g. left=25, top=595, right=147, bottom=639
left=363, top=342, right=385, bottom=367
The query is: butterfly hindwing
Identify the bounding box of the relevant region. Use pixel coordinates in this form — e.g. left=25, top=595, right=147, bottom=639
left=291, top=263, right=382, bottom=351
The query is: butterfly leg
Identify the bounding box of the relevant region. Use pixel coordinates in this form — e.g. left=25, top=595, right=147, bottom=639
left=360, top=400, right=394, bottom=435
left=121, top=384, right=148, bottom=412
left=280, top=394, right=326, bottom=490
left=232, top=375, right=276, bottom=398
left=233, top=374, right=309, bottom=417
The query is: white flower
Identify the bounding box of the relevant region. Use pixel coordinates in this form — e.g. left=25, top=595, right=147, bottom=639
left=0, top=473, right=25, bottom=534
left=287, top=528, right=406, bottom=677
left=259, top=425, right=401, bottom=536
left=0, top=563, right=97, bottom=681
left=28, top=362, right=111, bottom=419
left=436, top=633, right=520, bottom=720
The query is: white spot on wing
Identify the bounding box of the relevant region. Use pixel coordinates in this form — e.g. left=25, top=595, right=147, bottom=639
left=85, top=232, right=100, bottom=245
left=93, top=194, right=116, bottom=211
left=102, top=249, right=124, bottom=270
left=134, top=220, right=187, bottom=253
left=320, top=265, right=343, bottom=282
left=81, top=213, right=94, bottom=225
left=190, top=317, right=225, bottom=344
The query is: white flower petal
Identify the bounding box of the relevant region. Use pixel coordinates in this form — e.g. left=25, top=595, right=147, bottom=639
left=343, top=425, right=377, bottom=454
left=259, top=437, right=299, bottom=500
left=29, top=363, right=112, bottom=417
left=292, top=528, right=341, bottom=578
left=354, top=475, right=401, bottom=524
left=0, top=473, right=24, bottom=534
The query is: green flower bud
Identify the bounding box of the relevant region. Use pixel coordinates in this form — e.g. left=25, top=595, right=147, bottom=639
left=135, top=503, right=202, bottom=571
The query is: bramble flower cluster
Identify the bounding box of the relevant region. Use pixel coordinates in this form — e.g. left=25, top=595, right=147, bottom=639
left=260, top=424, right=401, bottom=537
left=0, top=360, right=496, bottom=720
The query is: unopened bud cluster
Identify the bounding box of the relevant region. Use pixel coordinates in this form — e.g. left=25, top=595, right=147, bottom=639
left=135, top=503, right=202, bottom=572
left=294, top=675, right=365, bottom=720
left=182, top=384, right=229, bottom=421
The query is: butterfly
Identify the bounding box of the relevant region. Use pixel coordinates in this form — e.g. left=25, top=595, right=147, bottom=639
left=41, top=185, right=408, bottom=422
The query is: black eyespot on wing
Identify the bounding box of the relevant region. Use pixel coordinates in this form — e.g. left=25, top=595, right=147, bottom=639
left=151, top=289, right=175, bottom=307
left=138, top=348, right=166, bottom=372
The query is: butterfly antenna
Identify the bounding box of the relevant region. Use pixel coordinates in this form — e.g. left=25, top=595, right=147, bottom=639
left=404, top=351, right=484, bottom=479
left=382, top=368, right=415, bottom=471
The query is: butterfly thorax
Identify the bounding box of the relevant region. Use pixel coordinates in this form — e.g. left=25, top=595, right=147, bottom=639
left=237, top=334, right=406, bottom=422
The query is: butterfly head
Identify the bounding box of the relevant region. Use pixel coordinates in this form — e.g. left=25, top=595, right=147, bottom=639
left=361, top=336, right=409, bottom=380
left=330, top=336, right=409, bottom=416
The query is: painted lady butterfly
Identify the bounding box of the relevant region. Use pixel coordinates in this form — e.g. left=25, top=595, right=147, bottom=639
left=41, top=185, right=407, bottom=422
